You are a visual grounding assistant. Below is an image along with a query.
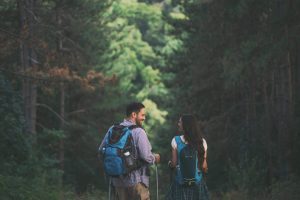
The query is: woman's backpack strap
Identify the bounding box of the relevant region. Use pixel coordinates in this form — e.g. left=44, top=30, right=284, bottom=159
left=175, top=136, right=185, bottom=150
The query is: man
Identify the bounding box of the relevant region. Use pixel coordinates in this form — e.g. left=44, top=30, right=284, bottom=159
left=99, top=102, right=160, bottom=200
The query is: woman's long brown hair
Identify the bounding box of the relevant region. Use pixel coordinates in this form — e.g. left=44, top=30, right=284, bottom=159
left=181, top=114, right=205, bottom=169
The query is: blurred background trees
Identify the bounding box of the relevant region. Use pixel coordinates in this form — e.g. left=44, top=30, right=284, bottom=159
left=1, top=0, right=299, bottom=199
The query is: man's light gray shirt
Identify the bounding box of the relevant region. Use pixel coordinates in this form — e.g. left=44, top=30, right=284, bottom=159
left=99, top=119, right=156, bottom=187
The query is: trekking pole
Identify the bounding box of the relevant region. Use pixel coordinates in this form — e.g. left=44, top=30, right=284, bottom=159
left=155, top=164, right=159, bottom=200
left=169, top=168, right=173, bottom=183
left=108, top=178, right=111, bottom=200
left=168, top=161, right=174, bottom=184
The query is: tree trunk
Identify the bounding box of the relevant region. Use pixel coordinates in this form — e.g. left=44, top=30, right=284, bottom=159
left=285, top=24, right=294, bottom=116
left=249, top=64, right=257, bottom=151
left=275, top=63, right=291, bottom=178
left=55, top=3, right=65, bottom=172
left=18, top=0, right=37, bottom=136
left=263, top=74, right=273, bottom=184
left=59, top=82, right=65, bottom=171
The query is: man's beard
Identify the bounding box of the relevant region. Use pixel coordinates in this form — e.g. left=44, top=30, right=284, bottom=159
left=136, top=120, right=143, bottom=126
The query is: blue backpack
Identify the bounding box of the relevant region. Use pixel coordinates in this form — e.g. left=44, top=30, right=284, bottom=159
left=175, top=136, right=202, bottom=186
left=100, top=124, right=141, bottom=177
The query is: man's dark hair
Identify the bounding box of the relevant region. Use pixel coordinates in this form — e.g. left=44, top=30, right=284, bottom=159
left=126, top=102, right=145, bottom=117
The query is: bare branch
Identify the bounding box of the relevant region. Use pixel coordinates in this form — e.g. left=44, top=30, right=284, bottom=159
left=36, top=103, right=70, bottom=125
left=67, top=109, right=86, bottom=117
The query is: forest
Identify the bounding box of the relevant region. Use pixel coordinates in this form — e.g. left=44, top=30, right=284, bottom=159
left=1, top=0, right=300, bottom=199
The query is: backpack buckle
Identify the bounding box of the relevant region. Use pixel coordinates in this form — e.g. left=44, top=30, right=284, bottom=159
left=183, top=180, right=195, bottom=187
left=190, top=180, right=196, bottom=186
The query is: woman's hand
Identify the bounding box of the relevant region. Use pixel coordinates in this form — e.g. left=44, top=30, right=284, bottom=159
left=168, top=160, right=176, bottom=169
left=202, top=158, right=208, bottom=173
left=167, top=147, right=177, bottom=169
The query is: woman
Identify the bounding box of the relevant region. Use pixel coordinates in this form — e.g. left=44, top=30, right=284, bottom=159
left=166, top=114, right=209, bottom=200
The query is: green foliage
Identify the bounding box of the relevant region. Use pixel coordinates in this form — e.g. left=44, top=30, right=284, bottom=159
left=219, top=190, right=249, bottom=200
left=0, top=75, right=63, bottom=199
left=161, top=36, right=184, bottom=58
left=37, top=128, right=64, bottom=165
left=142, top=99, right=168, bottom=135
left=97, top=0, right=171, bottom=134
left=267, top=177, right=300, bottom=200
left=63, top=188, right=108, bottom=200
left=169, top=0, right=300, bottom=198
left=227, top=158, right=266, bottom=193
left=0, top=174, right=61, bottom=200
left=64, top=121, right=105, bottom=192
left=0, top=74, right=28, bottom=173
left=3, top=0, right=300, bottom=198
left=217, top=176, right=300, bottom=200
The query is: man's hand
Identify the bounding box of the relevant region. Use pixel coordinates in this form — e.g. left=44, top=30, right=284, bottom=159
left=154, top=153, right=160, bottom=164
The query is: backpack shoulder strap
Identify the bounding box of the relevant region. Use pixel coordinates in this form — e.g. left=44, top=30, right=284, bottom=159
left=105, top=125, right=115, bottom=144
left=112, top=124, right=126, bottom=129
left=175, top=136, right=188, bottom=153
left=175, top=136, right=183, bottom=146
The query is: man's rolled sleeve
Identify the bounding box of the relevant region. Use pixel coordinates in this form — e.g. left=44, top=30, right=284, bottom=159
left=135, top=128, right=156, bottom=164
